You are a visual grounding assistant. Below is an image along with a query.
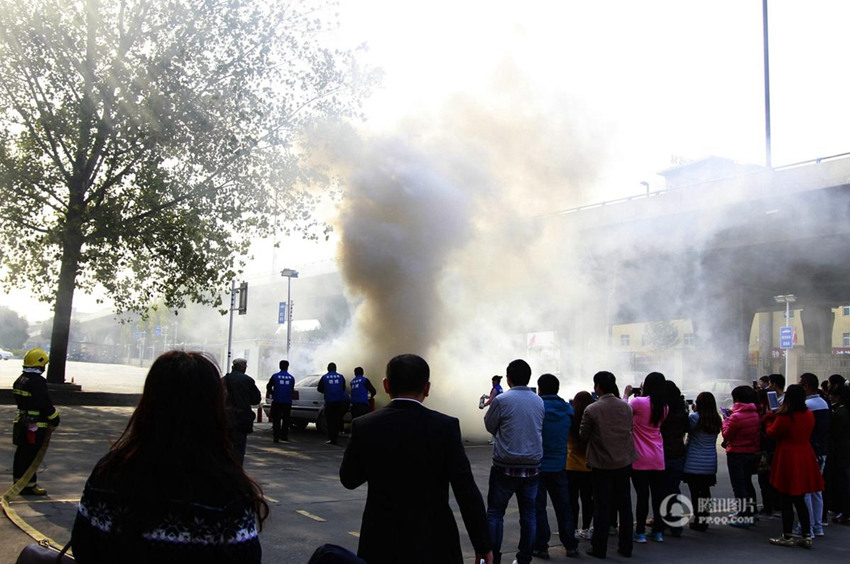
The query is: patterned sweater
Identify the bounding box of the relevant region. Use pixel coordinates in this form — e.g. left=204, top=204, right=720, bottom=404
left=72, top=461, right=261, bottom=563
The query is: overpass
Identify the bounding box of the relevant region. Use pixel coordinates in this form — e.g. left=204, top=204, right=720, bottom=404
left=550, top=154, right=850, bottom=382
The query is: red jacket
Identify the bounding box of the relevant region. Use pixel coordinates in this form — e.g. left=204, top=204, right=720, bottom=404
left=721, top=402, right=761, bottom=453
left=766, top=409, right=824, bottom=495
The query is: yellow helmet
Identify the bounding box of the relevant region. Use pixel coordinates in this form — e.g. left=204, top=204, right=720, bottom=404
left=23, top=348, right=49, bottom=368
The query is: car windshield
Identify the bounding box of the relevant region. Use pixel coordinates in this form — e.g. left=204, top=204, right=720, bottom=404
left=296, top=375, right=321, bottom=388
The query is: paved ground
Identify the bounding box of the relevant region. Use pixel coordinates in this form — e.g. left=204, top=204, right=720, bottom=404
left=0, top=361, right=848, bottom=562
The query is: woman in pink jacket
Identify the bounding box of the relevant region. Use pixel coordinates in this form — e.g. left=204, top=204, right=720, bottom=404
left=625, top=372, right=668, bottom=543
left=721, top=385, right=762, bottom=527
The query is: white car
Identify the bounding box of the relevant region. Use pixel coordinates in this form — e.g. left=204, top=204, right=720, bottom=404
left=0, top=349, right=12, bottom=360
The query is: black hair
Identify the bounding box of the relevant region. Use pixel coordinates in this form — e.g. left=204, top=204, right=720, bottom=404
left=593, top=371, right=618, bottom=395
left=386, top=354, right=429, bottom=395
left=777, top=384, right=807, bottom=416
left=759, top=375, right=770, bottom=384
left=643, top=372, right=667, bottom=427
left=354, top=366, right=364, bottom=376
left=99, top=351, right=268, bottom=528
left=799, top=372, right=819, bottom=392
left=327, top=362, right=337, bottom=372
left=828, top=373, right=847, bottom=394
left=506, top=359, right=532, bottom=386
left=537, top=373, right=559, bottom=396
left=570, top=391, right=595, bottom=440
left=731, top=385, right=758, bottom=405
left=694, top=392, right=722, bottom=435
left=769, top=373, right=785, bottom=390
left=279, top=360, right=289, bottom=370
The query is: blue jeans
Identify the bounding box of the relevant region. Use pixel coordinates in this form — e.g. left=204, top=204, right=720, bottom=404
left=534, top=470, right=578, bottom=552
left=487, top=466, right=539, bottom=564
left=726, top=452, right=758, bottom=516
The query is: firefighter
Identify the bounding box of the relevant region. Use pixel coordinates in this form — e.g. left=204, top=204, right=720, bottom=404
left=12, top=348, right=60, bottom=495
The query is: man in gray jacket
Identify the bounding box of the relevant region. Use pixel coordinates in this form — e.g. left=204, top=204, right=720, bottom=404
left=484, top=359, right=545, bottom=564
left=579, top=371, right=638, bottom=559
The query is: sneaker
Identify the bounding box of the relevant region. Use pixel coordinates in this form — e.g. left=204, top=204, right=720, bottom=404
left=20, top=485, right=47, bottom=496
left=566, top=548, right=581, bottom=558
left=531, top=549, right=550, bottom=559
left=633, top=533, right=647, bottom=543
left=579, top=528, right=593, bottom=540
left=813, top=527, right=824, bottom=537
left=792, top=524, right=802, bottom=536
left=650, top=533, right=664, bottom=542
left=728, top=521, right=751, bottom=529
left=769, top=535, right=796, bottom=547
left=608, top=526, right=618, bottom=536
left=796, top=536, right=813, bottom=549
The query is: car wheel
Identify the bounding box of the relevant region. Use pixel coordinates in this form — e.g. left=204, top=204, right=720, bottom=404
left=290, top=420, right=308, bottom=431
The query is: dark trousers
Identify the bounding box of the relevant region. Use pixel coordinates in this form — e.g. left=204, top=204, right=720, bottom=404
left=534, top=470, right=578, bottom=552
left=632, top=469, right=664, bottom=534
left=757, top=469, right=776, bottom=514
left=13, top=427, right=46, bottom=487
left=778, top=492, right=810, bottom=537
left=350, top=402, right=370, bottom=419
left=325, top=402, right=346, bottom=443
left=726, top=452, right=758, bottom=516
left=229, top=431, right=247, bottom=466
left=270, top=402, right=292, bottom=442
left=684, top=474, right=715, bottom=526
left=568, top=470, right=593, bottom=529
left=487, top=467, right=538, bottom=564
left=590, top=466, right=633, bottom=557
left=662, top=457, right=685, bottom=532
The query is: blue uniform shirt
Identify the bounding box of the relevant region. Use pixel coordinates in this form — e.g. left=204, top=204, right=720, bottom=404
left=269, top=370, right=295, bottom=403
left=350, top=375, right=371, bottom=404
left=320, top=371, right=347, bottom=403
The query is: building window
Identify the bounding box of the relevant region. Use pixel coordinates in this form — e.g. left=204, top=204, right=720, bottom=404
left=843, top=306, right=850, bottom=316
left=683, top=333, right=695, bottom=346
left=843, top=333, right=850, bottom=347
left=620, top=334, right=630, bottom=347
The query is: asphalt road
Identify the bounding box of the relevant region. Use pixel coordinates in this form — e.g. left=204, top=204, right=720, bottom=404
left=1, top=403, right=849, bottom=563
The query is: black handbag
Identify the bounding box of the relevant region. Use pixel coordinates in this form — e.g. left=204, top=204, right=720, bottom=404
left=15, top=540, right=73, bottom=563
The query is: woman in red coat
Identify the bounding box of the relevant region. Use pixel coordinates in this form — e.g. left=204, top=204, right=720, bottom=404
left=764, top=384, right=824, bottom=549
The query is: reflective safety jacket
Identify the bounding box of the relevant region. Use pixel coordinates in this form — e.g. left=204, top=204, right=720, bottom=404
left=267, top=370, right=295, bottom=404
left=13, top=370, right=60, bottom=428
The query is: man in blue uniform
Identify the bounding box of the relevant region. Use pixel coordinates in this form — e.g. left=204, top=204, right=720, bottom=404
left=267, top=360, right=296, bottom=443
left=12, top=348, right=60, bottom=495
left=350, top=367, right=377, bottom=419
left=318, top=362, right=347, bottom=445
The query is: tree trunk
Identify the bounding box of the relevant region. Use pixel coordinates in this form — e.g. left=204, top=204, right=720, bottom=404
left=46, top=237, right=82, bottom=384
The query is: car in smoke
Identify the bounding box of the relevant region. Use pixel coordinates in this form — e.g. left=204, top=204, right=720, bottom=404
left=262, top=374, right=351, bottom=433
left=0, top=349, right=13, bottom=360
left=682, top=378, right=751, bottom=410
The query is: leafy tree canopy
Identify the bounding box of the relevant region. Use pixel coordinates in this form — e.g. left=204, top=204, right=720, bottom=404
left=0, top=0, right=373, bottom=380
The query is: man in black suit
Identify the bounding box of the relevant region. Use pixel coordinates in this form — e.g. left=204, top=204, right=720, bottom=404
left=340, top=354, right=493, bottom=564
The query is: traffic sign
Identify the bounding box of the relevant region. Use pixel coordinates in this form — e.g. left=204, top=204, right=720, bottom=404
left=278, top=301, right=287, bottom=324
left=780, top=326, right=794, bottom=349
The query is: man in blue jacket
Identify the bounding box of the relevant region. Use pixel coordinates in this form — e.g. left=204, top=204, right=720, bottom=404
left=318, top=362, right=347, bottom=445
left=350, top=366, right=377, bottom=419
left=532, top=373, right=578, bottom=559
left=267, top=360, right=296, bottom=443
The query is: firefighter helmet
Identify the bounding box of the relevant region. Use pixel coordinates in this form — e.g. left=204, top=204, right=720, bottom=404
left=23, top=348, right=49, bottom=368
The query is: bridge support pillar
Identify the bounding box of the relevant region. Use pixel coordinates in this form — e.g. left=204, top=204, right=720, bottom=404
left=801, top=305, right=834, bottom=355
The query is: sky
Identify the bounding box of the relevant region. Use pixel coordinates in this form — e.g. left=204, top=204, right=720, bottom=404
left=2, top=0, right=849, bottom=322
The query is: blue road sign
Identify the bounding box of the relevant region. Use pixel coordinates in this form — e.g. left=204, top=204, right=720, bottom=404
left=780, top=326, right=794, bottom=349
left=278, top=302, right=287, bottom=324
left=155, top=325, right=161, bottom=337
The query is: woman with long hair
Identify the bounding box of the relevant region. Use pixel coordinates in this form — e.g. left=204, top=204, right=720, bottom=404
left=72, top=351, right=269, bottom=563
left=625, top=371, right=667, bottom=543
left=765, top=384, right=823, bottom=548
left=567, top=391, right=595, bottom=539
left=682, top=392, right=722, bottom=531
left=659, top=381, right=688, bottom=536
left=721, top=385, right=761, bottom=528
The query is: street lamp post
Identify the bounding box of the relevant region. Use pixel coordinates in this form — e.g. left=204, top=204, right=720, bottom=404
left=280, top=268, right=299, bottom=358
left=773, top=294, right=796, bottom=379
